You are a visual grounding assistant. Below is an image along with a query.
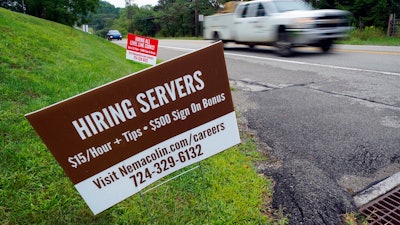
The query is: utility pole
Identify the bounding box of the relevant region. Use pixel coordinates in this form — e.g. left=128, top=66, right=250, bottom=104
left=126, top=0, right=134, bottom=33
left=195, top=0, right=199, bottom=36
left=126, top=0, right=133, bottom=19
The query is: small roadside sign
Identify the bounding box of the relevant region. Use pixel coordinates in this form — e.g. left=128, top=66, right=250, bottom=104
left=126, top=33, right=158, bottom=65
left=25, top=42, right=240, bottom=215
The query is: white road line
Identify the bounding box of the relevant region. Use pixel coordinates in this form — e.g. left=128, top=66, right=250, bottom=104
left=159, top=45, right=400, bottom=77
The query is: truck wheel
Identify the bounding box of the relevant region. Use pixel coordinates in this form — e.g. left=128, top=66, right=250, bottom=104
left=320, top=40, right=332, bottom=53
left=276, top=31, right=292, bottom=57
left=213, top=32, right=221, bottom=42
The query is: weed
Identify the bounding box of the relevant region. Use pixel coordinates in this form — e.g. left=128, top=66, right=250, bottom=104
left=340, top=26, right=400, bottom=45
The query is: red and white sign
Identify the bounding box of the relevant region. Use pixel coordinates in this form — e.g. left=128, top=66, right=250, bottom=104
left=25, top=42, right=240, bottom=215
left=126, top=34, right=158, bottom=65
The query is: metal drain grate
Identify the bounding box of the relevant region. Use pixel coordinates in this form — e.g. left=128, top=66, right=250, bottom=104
left=359, top=185, right=400, bottom=225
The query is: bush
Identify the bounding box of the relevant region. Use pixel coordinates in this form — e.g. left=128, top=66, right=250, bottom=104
left=350, top=26, right=385, bottom=40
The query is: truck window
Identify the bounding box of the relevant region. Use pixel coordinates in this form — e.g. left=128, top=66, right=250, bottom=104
left=256, top=3, right=266, bottom=17
left=236, top=5, right=245, bottom=17
left=246, top=3, right=258, bottom=17
left=273, top=0, right=313, bottom=12
left=241, top=4, right=249, bottom=18
left=237, top=3, right=264, bottom=18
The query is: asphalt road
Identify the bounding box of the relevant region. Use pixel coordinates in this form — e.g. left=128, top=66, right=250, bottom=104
left=115, top=39, right=400, bottom=224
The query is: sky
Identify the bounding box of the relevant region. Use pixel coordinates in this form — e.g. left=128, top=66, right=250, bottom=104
left=105, top=0, right=158, bottom=8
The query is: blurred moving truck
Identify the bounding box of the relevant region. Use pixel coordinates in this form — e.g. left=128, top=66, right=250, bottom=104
left=203, top=0, right=351, bottom=56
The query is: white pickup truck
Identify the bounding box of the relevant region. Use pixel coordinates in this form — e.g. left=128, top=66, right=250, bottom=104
left=203, top=0, right=351, bottom=56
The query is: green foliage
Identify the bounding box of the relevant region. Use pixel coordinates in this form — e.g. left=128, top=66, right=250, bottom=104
left=340, top=26, right=400, bottom=45
left=132, top=5, right=157, bottom=36
left=115, top=4, right=158, bottom=36
left=87, top=1, right=120, bottom=37
left=86, top=0, right=218, bottom=38
left=342, top=212, right=369, bottom=225
left=109, top=136, right=288, bottom=224
left=351, top=26, right=386, bottom=40
left=351, top=0, right=388, bottom=28
left=89, top=0, right=400, bottom=38
left=0, top=0, right=24, bottom=11
left=155, top=0, right=194, bottom=37
left=0, top=8, right=285, bottom=224
left=17, top=0, right=100, bottom=26
left=3, top=0, right=400, bottom=36
left=307, top=0, right=400, bottom=29
left=153, top=0, right=216, bottom=37
left=110, top=7, right=132, bottom=36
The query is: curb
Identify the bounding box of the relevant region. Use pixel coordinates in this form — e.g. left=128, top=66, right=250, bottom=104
left=354, top=171, right=400, bottom=207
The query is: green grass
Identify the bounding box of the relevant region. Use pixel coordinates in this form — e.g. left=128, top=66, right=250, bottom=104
left=339, top=26, right=400, bottom=46
left=0, top=8, right=287, bottom=224
left=107, top=136, right=288, bottom=224
left=342, top=212, right=369, bottom=225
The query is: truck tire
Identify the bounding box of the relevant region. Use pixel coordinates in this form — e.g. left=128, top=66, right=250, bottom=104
left=275, top=29, right=292, bottom=57
left=213, top=32, right=221, bottom=42
left=320, top=40, right=333, bottom=53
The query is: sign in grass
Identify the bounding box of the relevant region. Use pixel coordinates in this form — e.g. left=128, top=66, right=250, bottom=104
left=25, top=42, right=240, bottom=215
left=126, top=33, right=158, bottom=65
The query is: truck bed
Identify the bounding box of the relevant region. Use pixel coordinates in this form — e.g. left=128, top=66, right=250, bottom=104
left=203, top=13, right=234, bottom=40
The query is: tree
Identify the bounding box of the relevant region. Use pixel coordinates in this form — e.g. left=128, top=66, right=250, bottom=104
left=154, top=0, right=217, bottom=37
left=21, top=0, right=100, bottom=26
left=132, top=5, right=157, bottom=36
left=305, top=0, right=334, bottom=8
left=153, top=0, right=186, bottom=36
left=306, top=0, right=400, bottom=29
left=351, top=0, right=400, bottom=28
left=0, top=0, right=25, bottom=12
left=87, top=1, right=120, bottom=37
left=112, top=6, right=136, bottom=35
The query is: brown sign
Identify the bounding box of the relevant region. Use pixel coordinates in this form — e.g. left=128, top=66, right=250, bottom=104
left=25, top=42, right=240, bottom=214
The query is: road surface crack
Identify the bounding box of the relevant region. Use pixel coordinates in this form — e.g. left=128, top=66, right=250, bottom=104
left=305, top=86, right=400, bottom=109
left=230, top=79, right=315, bottom=92
left=230, top=79, right=276, bottom=92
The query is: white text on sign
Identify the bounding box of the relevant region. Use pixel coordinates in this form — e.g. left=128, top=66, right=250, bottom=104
left=68, top=91, right=227, bottom=169
left=72, top=70, right=204, bottom=140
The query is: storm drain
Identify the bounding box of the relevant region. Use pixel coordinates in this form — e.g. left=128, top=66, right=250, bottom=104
left=359, top=185, right=400, bottom=224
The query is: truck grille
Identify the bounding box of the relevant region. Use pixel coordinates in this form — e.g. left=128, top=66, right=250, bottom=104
left=316, top=15, right=349, bottom=28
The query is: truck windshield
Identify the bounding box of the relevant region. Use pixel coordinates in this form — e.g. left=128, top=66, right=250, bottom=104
left=274, top=0, right=313, bottom=12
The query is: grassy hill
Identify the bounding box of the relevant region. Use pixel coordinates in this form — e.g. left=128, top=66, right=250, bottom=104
left=0, top=8, right=287, bottom=225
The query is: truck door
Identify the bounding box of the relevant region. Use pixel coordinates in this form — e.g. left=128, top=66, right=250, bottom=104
left=234, top=2, right=274, bottom=42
